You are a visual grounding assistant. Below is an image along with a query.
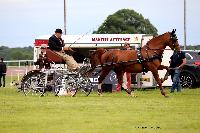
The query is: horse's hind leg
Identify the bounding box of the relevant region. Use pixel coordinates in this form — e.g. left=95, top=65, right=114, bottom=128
left=151, top=69, right=168, bottom=97
left=115, top=70, right=124, bottom=91
left=116, top=71, right=136, bottom=97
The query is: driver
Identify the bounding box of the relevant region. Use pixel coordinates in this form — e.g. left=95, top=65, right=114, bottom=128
left=48, top=29, right=80, bottom=71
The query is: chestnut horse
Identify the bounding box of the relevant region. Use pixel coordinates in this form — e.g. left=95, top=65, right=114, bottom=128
left=89, top=30, right=180, bottom=97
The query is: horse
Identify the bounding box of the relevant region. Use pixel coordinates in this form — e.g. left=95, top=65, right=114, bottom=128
left=89, top=29, right=180, bottom=97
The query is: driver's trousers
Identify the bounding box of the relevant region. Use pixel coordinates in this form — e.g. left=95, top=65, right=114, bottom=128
left=54, top=51, right=80, bottom=71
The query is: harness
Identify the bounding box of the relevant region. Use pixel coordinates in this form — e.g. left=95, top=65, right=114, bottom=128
left=93, top=30, right=178, bottom=70
left=95, top=47, right=163, bottom=72
left=136, top=46, right=163, bottom=72
left=143, top=44, right=163, bottom=62
left=136, top=47, right=143, bottom=63
left=136, top=47, right=147, bottom=72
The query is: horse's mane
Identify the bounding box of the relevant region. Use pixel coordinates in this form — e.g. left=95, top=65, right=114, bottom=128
left=147, top=32, right=169, bottom=44
left=97, top=48, right=107, bottom=52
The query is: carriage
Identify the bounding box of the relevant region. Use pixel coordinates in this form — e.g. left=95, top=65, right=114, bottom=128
left=18, top=30, right=179, bottom=97
left=19, top=47, right=93, bottom=97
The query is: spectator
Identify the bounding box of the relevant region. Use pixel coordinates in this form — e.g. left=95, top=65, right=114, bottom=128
left=48, top=29, right=79, bottom=71
left=169, top=48, right=186, bottom=93
left=0, top=58, right=7, bottom=87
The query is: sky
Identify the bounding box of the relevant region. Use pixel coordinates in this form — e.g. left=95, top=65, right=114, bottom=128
left=0, top=0, right=199, bottom=47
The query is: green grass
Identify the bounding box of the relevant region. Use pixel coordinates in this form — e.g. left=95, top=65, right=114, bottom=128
left=0, top=87, right=200, bottom=133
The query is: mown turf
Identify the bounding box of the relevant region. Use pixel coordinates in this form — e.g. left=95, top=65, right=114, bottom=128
left=0, top=87, right=200, bottom=133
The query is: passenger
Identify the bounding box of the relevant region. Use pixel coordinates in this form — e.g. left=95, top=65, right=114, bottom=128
left=48, top=29, right=79, bottom=71
left=35, top=44, right=51, bottom=70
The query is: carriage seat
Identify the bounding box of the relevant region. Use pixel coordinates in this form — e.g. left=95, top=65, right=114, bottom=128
left=46, top=49, right=66, bottom=64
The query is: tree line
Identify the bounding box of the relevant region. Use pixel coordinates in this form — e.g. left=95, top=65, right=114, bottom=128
left=0, top=46, right=33, bottom=60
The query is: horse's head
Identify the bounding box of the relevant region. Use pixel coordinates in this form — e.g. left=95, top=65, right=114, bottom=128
left=89, top=48, right=107, bottom=68
left=166, top=29, right=180, bottom=51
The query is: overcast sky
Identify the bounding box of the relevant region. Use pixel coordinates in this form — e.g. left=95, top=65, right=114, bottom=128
left=0, top=0, right=199, bottom=47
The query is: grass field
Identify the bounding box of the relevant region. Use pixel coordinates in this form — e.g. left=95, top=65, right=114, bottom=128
left=1, top=86, right=200, bottom=133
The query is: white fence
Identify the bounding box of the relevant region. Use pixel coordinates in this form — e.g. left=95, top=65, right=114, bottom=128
left=5, top=60, right=34, bottom=68
left=4, top=60, right=34, bottom=85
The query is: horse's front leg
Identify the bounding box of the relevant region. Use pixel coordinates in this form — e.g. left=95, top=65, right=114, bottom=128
left=158, top=65, right=170, bottom=83
left=97, top=68, right=111, bottom=96
left=151, top=69, right=168, bottom=97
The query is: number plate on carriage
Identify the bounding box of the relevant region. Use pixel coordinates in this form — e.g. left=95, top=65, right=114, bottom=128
left=140, top=78, right=150, bottom=82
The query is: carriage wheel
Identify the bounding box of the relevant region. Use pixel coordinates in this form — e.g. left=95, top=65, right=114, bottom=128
left=66, top=83, right=78, bottom=97
left=22, top=77, right=32, bottom=96
left=76, top=64, right=93, bottom=96
left=78, top=77, right=93, bottom=96
left=54, top=75, right=77, bottom=96
left=65, top=75, right=78, bottom=96
left=54, top=76, right=61, bottom=96
left=53, top=76, right=62, bottom=96
left=21, top=70, right=46, bottom=96
left=22, top=76, right=46, bottom=96
left=54, top=75, right=71, bottom=96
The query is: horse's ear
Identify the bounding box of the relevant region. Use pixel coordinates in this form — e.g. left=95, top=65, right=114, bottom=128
left=172, top=29, right=176, bottom=34
left=171, top=29, right=178, bottom=41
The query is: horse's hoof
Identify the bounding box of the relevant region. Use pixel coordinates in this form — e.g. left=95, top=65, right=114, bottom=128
left=130, top=92, right=137, bottom=97
left=164, top=95, right=169, bottom=98
left=161, top=91, right=166, bottom=96
left=161, top=92, right=169, bottom=98
left=98, top=93, right=103, bottom=97
left=131, top=95, right=137, bottom=98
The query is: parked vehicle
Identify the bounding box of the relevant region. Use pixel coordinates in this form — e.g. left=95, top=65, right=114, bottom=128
left=180, top=51, right=200, bottom=88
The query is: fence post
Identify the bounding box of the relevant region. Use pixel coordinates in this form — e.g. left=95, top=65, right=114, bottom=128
left=18, top=61, right=20, bottom=68
left=10, top=71, right=13, bottom=87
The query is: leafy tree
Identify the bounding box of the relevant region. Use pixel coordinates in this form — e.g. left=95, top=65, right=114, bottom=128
left=93, top=9, right=158, bottom=35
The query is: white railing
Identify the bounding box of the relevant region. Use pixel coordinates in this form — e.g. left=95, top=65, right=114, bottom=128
left=4, top=60, right=34, bottom=68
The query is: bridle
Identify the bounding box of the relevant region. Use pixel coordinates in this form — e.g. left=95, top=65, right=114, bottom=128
left=90, top=49, right=107, bottom=68
left=139, top=31, right=179, bottom=65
